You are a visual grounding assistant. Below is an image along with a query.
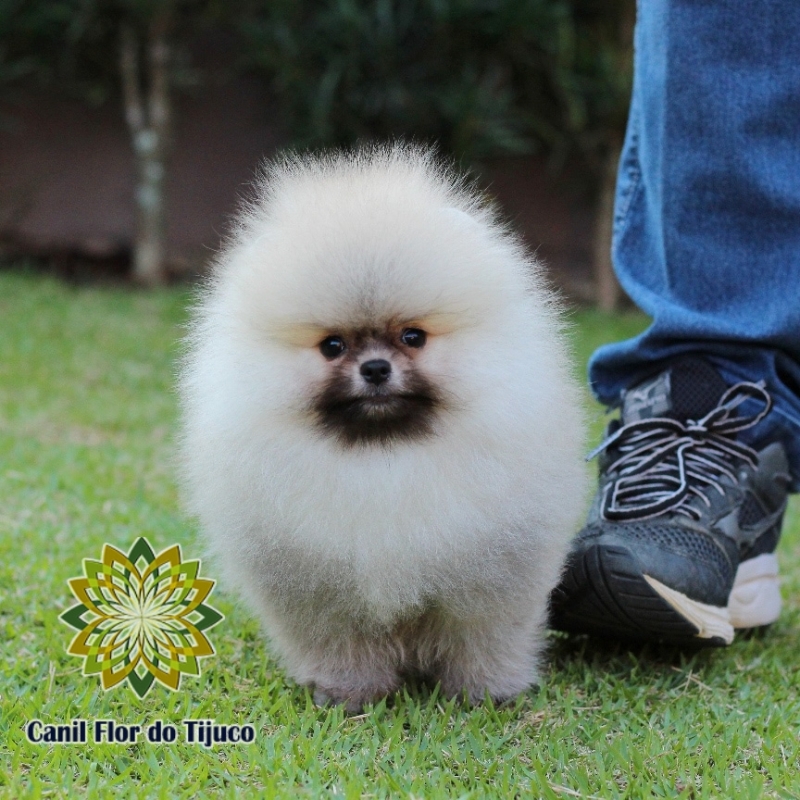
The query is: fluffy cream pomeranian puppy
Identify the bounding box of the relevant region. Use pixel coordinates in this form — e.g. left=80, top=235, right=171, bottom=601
left=179, top=145, right=587, bottom=712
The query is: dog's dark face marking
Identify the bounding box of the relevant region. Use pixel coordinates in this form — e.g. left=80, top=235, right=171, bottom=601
left=313, top=326, right=441, bottom=447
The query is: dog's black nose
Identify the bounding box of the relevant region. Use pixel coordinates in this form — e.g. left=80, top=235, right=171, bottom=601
left=360, top=359, right=392, bottom=385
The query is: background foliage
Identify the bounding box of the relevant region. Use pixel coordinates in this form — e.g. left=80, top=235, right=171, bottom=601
left=0, top=0, right=216, bottom=105
left=0, top=0, right=632, bottom=167
left=240, top=0, right=631, bottom=165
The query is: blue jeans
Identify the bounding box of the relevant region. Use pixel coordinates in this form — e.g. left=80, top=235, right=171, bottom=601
left=589, top=0, right=800, bottom=490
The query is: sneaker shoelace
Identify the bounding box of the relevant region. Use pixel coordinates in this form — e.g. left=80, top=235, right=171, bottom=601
left=590, top=382, right=773, bottom=522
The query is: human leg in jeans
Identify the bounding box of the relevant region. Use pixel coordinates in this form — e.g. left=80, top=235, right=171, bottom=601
left=550, top=0, right=800, bottom=645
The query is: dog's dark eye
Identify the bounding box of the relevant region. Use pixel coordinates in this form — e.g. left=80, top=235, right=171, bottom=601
left=400, top=328, right=427, bottom=348
left=319, top=336, right=347, bottom=359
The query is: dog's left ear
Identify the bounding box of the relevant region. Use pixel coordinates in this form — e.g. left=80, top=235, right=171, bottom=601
left=442, top=206, right=478, bottom=226
left=441, top=207, right=480, bottom=229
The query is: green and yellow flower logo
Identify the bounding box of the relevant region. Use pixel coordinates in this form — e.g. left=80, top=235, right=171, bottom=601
left=60, top=537, right=223, bottom=698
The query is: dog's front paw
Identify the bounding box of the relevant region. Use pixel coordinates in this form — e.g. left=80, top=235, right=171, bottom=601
left=437, top=656, right=539, bottom=706
left=312, top=687, right=371, bottom=715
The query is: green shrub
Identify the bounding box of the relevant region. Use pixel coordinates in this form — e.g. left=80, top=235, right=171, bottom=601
left=1, top=1, right=633, bottom=169
left=0, top=0, right=213, bottom=105
left=239, top=0, right=632, bottom=165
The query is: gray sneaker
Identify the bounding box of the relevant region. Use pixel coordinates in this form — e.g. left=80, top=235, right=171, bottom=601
left=550, top=358, right=791, bottom=646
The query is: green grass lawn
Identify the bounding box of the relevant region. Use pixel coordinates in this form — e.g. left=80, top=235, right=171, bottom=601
left=1, top=269, right=798, bottom=799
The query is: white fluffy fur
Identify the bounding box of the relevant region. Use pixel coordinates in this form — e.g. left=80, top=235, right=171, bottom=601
left=179, top=145, right=588, bottom=711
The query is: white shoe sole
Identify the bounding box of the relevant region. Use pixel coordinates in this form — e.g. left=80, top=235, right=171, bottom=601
left=644, top=553, right=781, bottom=645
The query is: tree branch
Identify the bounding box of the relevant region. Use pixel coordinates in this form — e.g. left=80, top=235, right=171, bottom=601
left=147, top=6, right=173, bottom=148
left=120, top=23, right=145, bottom=136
